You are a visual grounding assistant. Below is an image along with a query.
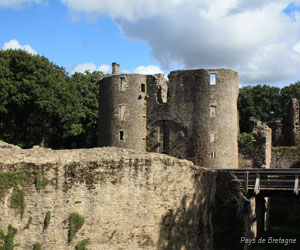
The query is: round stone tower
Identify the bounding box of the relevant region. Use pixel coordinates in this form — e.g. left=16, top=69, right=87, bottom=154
left=167, top=69, right=239, bottom=169
left=98, top=63, right=148, bottom=151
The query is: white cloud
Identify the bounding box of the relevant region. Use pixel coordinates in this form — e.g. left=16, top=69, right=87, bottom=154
left=134, top=65, right=164, bottom=75
left=0, top=0, right=42, bottom=8
left=98, top=64, right=111, bottom=74
left=70, top=63, right=112, bottom=75
left=293, top=41, right=300, bottom=54
left=61, top=0, right=300, bottom=84
left=3, top=39, right=38, bottom=55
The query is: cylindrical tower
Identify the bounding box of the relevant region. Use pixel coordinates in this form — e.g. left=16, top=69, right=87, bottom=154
left=98, top=72, right=148, bottom=151
left=167, top=69, right=239, bottom=169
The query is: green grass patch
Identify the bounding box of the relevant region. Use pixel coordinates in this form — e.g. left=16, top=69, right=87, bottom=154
left=32, top=242, right=41, bottom=250
left=0, top=224, right=18, bottom=250
left=35, top=173, right=48, bottom=192
left=0, top=170, right=48, bottom=217
left=75, top=239, right=89, bottom=250
left=68, top=212, right=85, bottom=243
left=43, top=211, right=51, bottom=230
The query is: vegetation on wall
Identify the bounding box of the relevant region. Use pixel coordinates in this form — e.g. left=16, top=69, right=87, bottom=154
left=35, top=173, right=48, bottom=192
left=32, top=242, right=42, bottom=250
left=0, top=170, right=48, bottom=217
left=43, top=211, right=51, bottom=230
left=68, top=212, right=85, bottom=243
left=0, top=224, right=17, bottom=250
left=75, top=239, right=89, bottom=250
left=238, top=132, right=254, bottom=154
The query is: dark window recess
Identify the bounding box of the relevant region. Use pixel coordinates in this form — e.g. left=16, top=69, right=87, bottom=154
left=141, top=83, right=146, bottom=92
left=119, top=131, right=124, bottom=140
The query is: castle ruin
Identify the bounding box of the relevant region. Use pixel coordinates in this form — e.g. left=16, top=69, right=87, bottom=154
left=98, top=63, right=239, bottom=169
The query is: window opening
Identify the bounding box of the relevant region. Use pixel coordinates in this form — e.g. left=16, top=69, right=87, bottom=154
left=210, top=133, right=216, bottom=143
left=210, top=152, right=216, bottom=159
left=119, top=131, right=124, bottom=140
left=210, top=73, right=216, bottom=85
left=120, top=77, right=126, bottom=91
left=141, top=83, right=146, bottom=92
left=210, top=105, right=217, bottom=117
left=119, top=105, right=126, bottom=120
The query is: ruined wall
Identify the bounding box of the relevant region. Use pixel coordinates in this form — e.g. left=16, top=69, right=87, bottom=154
left=98, top=74, right=148, bottom=151
left=271, top=147, right=300, bottom=168
left=0, top=141, right=250, bottom=250
left=251, top=121, right=272, bottom=168
left=282, top=98, right=300, bottom=146
left=99, top=65, right=239, bottom=169
left=147, top=69, right=239, bottom=169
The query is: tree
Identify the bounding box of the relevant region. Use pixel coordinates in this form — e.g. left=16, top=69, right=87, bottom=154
left=0, top=49, right=86, bottom=148
left=238, top=85, right=281, bottom=132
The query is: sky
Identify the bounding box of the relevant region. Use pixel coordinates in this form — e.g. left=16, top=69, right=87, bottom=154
left=1, top=0, right=300, bottom=87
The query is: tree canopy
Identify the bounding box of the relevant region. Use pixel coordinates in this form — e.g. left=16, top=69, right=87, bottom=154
left=0, top=49, right=105, bottom=148
left=238, top=82, right=300, bottom=132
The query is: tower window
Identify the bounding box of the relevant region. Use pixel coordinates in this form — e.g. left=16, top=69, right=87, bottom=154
left=120, top=77, right=126, bottom=91
left=210, top=133, right=216, bottom=143
left=119, top=105, right=126, bottom=120
left=210, top=73, right=216, bottom=85
left=210, top=152, right=216, bottom=159
left=210, top=105, right=217, bottom=117
left=141, top=83, right=146, bottom=92
left=119, top=131, right=124, bottom=140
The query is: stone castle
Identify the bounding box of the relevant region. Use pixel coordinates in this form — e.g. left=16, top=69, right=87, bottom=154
left=98, top=63, right=239, bottom=169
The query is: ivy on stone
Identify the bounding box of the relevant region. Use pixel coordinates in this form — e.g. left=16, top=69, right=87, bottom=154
left=0, top=224, right=17, bottom=250
left=68, top=212, right=85, bottom=243
left=43, top=211, right=51, bottom=230
left=75, top=239, right=89, bottom=250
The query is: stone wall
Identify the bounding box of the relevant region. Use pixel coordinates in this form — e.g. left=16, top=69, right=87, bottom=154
left=282, top=98, right=300, bottom=146
left=271, top=147, right=300, bottom=168
left=0, top=141, right=250, bottom=250
left=99, top=65, right=239, bottom=169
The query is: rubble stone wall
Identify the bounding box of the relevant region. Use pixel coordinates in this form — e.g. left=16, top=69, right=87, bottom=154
left=0, top=141, right=249, bottom=250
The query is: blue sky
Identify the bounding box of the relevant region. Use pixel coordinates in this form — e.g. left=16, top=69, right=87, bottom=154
left=1, top=0, right=300, bottom=87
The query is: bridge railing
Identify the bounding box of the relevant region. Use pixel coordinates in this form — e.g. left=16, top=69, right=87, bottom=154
left=213, top=169, right=300, bottom=195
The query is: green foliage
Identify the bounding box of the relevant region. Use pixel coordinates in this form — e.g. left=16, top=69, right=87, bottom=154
left=68, top=212, right=85, bottom=243
left=0, top=224, right=17, bottom=250
left=35, top=173, right=48, bottom=192
left=32, top=243, right=41, bottom=250
left=10, top=188, right=25, bottom=218
left=0, top=49, right=104, bottom=149
left=238, top=85, right=281, bottom=132
left=75, top=239, right=89, bottom=250
left=43, top=211, right=51, bottom=230
left=238, top=132, right=254, bottom=154
left=280, top=81, right=300, bottom=117
left=0, top=170, right=48, bottom=217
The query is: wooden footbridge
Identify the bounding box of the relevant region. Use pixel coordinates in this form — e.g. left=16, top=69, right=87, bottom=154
left=215, top=168, right=300, bottom=236
left=214, top=168, right=300, bottom=196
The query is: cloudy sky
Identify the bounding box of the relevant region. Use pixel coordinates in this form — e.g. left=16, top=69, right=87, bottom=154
left=1, top=0, right=300, bottom=86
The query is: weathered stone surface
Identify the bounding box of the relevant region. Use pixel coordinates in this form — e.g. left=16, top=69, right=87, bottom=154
left=271, top=147, right=300, bottom=168
left=282, top=98, right=300, bottom=146
left=250, top=119, right=272, bottom=168
left=0, top=143, right=249, bottom=249
left=99, top=66, right=239, bottom=169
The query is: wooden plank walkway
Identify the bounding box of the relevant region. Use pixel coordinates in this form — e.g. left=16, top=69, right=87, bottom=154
left=214, top=168, right=300, bottom=196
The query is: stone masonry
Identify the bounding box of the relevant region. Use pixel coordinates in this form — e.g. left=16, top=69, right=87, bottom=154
left=0, top=141, right=250, bottom=250
left=98, top=63, right=239, bottom=169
